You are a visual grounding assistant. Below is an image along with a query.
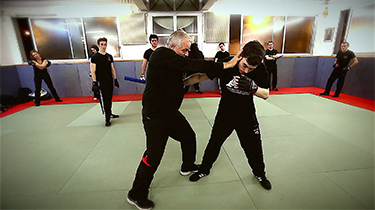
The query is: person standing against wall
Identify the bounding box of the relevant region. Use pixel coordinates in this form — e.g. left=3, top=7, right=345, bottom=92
left=140, top=34, right=159, bottom=80
left=184, top=41, right=204, bottom=94
left=320, top=41, right=358, bottom=97
left=265, top=41, right=282, bottom=91
left=214, top=42, right=230, bottom=62
left=90, top=37, right=120, bottom=127
left=28, top=50, right=62, bottom=107
left=89, top=44, right=100, bottom=100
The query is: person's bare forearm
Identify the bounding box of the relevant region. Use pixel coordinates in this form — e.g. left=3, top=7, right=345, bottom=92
left=255, top=87, right=269, bottom=99
left=184, top=73, right=209, bottom=86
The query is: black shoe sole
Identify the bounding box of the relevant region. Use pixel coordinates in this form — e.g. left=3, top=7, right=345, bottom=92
left=127, top=197, right=154, bottom=210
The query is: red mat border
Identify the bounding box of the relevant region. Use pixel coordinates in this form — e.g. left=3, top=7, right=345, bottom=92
left=1, top=87, right=374, bottom=118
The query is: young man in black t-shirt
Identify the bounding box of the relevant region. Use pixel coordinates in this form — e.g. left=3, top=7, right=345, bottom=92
left=90, top=37, right=120, bottom=126
left=186, top=40, right=272, bottom=190
left=140, top=34, right=159, bottom=80
left=265, top=41, right=282, bottom=91
left=320, top=42, right=358, bottom=97
left=214, top=42, right=230, bottom=62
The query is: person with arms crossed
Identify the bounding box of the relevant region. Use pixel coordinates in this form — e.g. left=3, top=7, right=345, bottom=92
left=127, top=30, right=242, bottom=210
left=265, top=41, right=282, bottom=91
left=90, top=37, right=120, bottom=127
left=28, top=50, right=62, bottom=107
left=214, top=42, right=230, bottom=62
left=140, top=34, right=159, bottom=80
left=184, top=41, right=204, bottom=94
left=320, top=41, right=358, bottom=97
left=186, top=40, right=272, bottom=190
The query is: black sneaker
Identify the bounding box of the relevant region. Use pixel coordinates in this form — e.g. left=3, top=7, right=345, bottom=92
left=105, top=121, right=111, bottom=127
left=320, top=92, right=329, bottom=96
left=111, top=114, right=119, bottom=118
left=255, top=176, right=272, bottom=190
left=189, top=171, right=209, bottom=182
left=127, top=193, right=154, bottom=210
left=180, top=164, right=199, bottom=176
left=332, top=94, right=339, bottom=97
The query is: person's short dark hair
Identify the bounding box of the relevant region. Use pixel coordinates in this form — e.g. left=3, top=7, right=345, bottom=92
left=90, top=44, right=99, bottom=51
left=219, top=42, right=225, bottom=46
left=268, top=41, right=274, bottom=45
left=241, top=40, right=265, bottom=66
left=149, top=34, right=159, bottom=42
left=342, top=41, right=349, bottom=46
left=97, top=37, right=107, bottom=45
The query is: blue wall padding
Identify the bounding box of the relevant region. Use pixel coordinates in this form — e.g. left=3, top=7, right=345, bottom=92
left=276, top=57, right=295, bottom=88
left=292, top=57, right=319, bottom=87
left=1, top=57, right=374, bottom=100
left=0, top=66, right=21, bottom=96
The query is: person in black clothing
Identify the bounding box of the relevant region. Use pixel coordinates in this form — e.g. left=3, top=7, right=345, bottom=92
left=90, top=37, right=120, bottom=127
left=186, top=40, right=272, bottom=190
left=214, top=42, right=230, bottom=62
left=89, top=44, right=100, bottom=100
left=184, top=42, right=204, bottom=94
left=265, top=41, right=282, bottom=91
left=28, top=50, right=62, bottom=107
left=127, top=30, right=242, bottom=210
left=140, top=34, right=159, bottom=80
left=320, top=41, right=358, bottom=97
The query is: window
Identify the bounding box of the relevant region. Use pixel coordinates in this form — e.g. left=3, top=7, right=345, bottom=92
left=151, top=15, right=198, bottom=46
left=242, top=16, right=314, bottom=53
left=14, top=18, right=34, bottom=61
left=15, top=17, right=120, bottom=61
left=31, top=18, right=87, bottom=59
left=346, top=3, right=375, bottom=54
left=84, top=17, right=120, bottom=57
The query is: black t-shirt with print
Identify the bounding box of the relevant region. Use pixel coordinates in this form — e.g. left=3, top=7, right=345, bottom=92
left=218, top=57, right=269, bottom=123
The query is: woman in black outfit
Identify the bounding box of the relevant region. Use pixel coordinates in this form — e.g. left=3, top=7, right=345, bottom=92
left=28, top=50, right=62, bottom=106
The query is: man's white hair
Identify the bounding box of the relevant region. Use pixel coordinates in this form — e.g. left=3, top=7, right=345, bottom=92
left=166, top=30, right=192, bottom=49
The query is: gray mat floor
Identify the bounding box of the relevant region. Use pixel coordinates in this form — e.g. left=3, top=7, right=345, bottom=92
left=1, top=94, right=374, bottom=210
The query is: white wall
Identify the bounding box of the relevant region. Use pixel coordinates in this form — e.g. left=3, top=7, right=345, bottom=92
left=1, top=0, right=372, bottom=65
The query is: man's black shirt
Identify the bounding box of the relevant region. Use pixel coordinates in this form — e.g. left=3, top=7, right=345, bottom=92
left=142, top=47, right=223, bottom=119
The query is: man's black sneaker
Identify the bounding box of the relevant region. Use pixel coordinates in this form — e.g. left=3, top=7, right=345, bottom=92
left=127, top=192, right=154, bottom=210
left=189, top=172, right=209, bottom=182
left=111, top=114, right=119, bottom=118
left=332, top=94, right=339, bottom=97
left=255, top=176, right=272, bottom=190
left=320, top=92, right=329, bottom=96
left=180, top=164, right=199, bottom=176
left=105, top=121, right=111, bottom=127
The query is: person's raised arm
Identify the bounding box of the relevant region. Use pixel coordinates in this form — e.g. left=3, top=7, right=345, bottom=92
left=223, top=49, right=242, bottom=69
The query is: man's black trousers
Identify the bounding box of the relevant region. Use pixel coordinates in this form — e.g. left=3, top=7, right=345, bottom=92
left=129, top=111, right=196, bottom=199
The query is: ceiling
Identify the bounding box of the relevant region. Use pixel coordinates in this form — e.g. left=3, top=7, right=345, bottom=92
left=132, top=0, right=218, bottom=11
left=1, top=0, right=218, bottom=11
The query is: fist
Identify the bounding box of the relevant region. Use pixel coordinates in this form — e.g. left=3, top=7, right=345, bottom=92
left=92, top=81, right=99, bottom=93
